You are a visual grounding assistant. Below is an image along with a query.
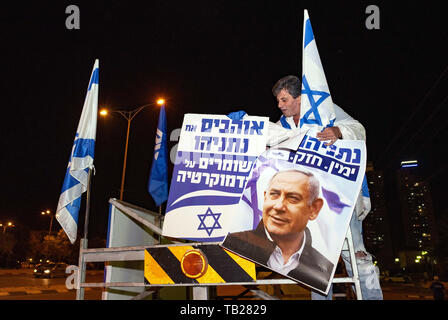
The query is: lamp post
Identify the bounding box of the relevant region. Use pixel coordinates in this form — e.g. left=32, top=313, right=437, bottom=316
left=41, top=210, right=54, bottom=235
left=100, top=102, right=159, bottom=200
left=1, top=221, right=14, bottom=234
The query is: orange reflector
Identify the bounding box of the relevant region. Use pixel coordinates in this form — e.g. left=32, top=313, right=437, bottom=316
left=180, top=249, right=208, bottom=279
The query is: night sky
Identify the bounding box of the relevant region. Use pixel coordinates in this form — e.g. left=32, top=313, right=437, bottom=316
left=1, top=1, right=447, bottom=241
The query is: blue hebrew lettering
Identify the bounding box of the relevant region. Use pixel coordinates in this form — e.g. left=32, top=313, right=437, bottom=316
left=219, top=119, right=230, bottom=133
left=227, top=138, right=244, bottom=153
left=352, top=149, right=361, bottom=164
left=325, top=144, right=337, bottom=157
left=219, top=137, right=226, bottom=152
left=201, top=136, right=213, bottom=151
left=250, top=121, right=265, bottom=135
left=335, top=148, right=352, bottom=163
left=240, top=138, right=249, bottom=153
left=299, top=135, right=308, bottom=148
left=230, top=119, right=244, bottom=134
left=305, top=136, right=321, bottom=151
left=201, top=119, right=213, bottom=132
left=243, top=120, right=251, bottom=134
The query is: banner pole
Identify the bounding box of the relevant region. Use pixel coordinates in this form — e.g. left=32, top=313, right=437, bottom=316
left=76, top=165, right=94, bottom=300
left=83, top=166, right=94, bottom=240
left=157, top=205, right=163, bottom=243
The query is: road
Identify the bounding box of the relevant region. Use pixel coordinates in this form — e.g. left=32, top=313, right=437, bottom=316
left=0, top=269, right=440, bottom=300
left=0, top=268, right=103, bottom=300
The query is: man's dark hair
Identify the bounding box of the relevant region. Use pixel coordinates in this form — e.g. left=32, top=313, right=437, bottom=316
left=272, top=75, right=302, bottom=98
left=266, top=169, right=321, bottom=206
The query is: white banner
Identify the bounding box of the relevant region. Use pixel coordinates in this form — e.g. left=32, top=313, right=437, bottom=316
left=162, top=113, right=269, bottom=241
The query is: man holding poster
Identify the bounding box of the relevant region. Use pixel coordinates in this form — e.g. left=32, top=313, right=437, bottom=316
left=272, top=75, right=383, bottom=299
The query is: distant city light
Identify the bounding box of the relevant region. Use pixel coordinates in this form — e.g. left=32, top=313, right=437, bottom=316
left=401, top=160, right=418, bottom=168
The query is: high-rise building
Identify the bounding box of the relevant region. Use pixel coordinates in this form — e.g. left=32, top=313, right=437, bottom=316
left=363, top=162, right=393, bottom=266
left=396, top=160, right=438, bottom=251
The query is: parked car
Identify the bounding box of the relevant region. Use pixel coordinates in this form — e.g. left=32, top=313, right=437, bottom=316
left=381, top=273, right=412, bottom=283
left=33, top=262, right=69, bottom=278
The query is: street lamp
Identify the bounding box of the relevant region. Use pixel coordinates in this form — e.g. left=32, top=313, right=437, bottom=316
left=1, top=221, right=14, bottom=234
left=41, top=210, right=54, bottom=235
left=100, top=100, right=163, bottom=200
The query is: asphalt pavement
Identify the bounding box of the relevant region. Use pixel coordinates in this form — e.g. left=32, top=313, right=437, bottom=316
left=0, top=268, right=103, bottom=299
left=0, top=268, right=444, bottom=300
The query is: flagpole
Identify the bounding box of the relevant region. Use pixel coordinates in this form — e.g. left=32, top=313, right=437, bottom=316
left=83, top=165, right=94, bottom=240
left=157, top=205, right=163, bottom=243
left=76, top=165, right=94, bottom=300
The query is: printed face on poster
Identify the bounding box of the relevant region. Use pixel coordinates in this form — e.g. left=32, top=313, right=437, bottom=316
left=221, top=128, right=366, bottom=294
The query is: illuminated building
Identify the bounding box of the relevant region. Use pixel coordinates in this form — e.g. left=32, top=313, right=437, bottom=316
left=396, top=160, right=437, bottom=251
left=363, top=162, right=393, bottom=265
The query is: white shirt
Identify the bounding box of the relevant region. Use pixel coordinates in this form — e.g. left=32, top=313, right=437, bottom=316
left=275, top=103, right=366, bottom=141
left=265, top=227, right=306, bottom=275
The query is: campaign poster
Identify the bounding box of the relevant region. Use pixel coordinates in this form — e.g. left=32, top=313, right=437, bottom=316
left=221, top=128, right=366, bottom=294
left=162, top=113, right=269, bottom=241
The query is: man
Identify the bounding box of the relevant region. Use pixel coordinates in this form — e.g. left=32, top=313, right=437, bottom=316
left=430, top=276, right=445, bottom=300
left=222, top=169, right=334, bottom=292
left=272, top=75, right=383, bottom=300
left=273, top=75, right=366, bottom=143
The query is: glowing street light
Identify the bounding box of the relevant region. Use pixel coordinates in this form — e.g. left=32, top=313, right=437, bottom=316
left=1, top=221, right=14, bottom=234
left=41, top=209, right=55, bottom=235
left=100, top=99, right=165, bottom=200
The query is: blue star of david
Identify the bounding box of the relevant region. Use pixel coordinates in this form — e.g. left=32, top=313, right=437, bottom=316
left=300, top=75, right=330, bottom=128
left=197, top=207, right=222, bottom=236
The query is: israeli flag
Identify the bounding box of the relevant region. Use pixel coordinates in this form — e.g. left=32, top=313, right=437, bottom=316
left=301, top=10, right=372, bottom=219
left=56, top=59, right=99, bottom=244
left=300, top=10, right=336, bottom=130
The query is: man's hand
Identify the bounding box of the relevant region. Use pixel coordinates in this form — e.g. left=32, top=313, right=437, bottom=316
left=316, top=127, right=342, bottom=146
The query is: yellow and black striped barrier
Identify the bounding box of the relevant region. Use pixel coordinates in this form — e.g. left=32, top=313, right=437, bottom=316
left=144, top=244, right=256, bottom=285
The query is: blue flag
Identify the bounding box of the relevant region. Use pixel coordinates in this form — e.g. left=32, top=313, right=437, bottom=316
left=56, top=59, right=99, bottom=244
left=148, top=104, right=168, bottom=207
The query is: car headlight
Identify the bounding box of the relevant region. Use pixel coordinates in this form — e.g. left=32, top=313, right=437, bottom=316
left=33, top=269, right=37, bottom=273
left=44, top=269, right=50, bottom=274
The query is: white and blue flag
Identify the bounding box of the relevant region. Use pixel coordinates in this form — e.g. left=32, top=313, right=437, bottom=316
left=301, top=10, right=371, bottom=219
left=56, top=59, right=99, bottom=244
left=300, top=10, right=335, bottom=131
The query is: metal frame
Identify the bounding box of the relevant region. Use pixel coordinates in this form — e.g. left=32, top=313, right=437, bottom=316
left=76, top=201, right=362, bottom=300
